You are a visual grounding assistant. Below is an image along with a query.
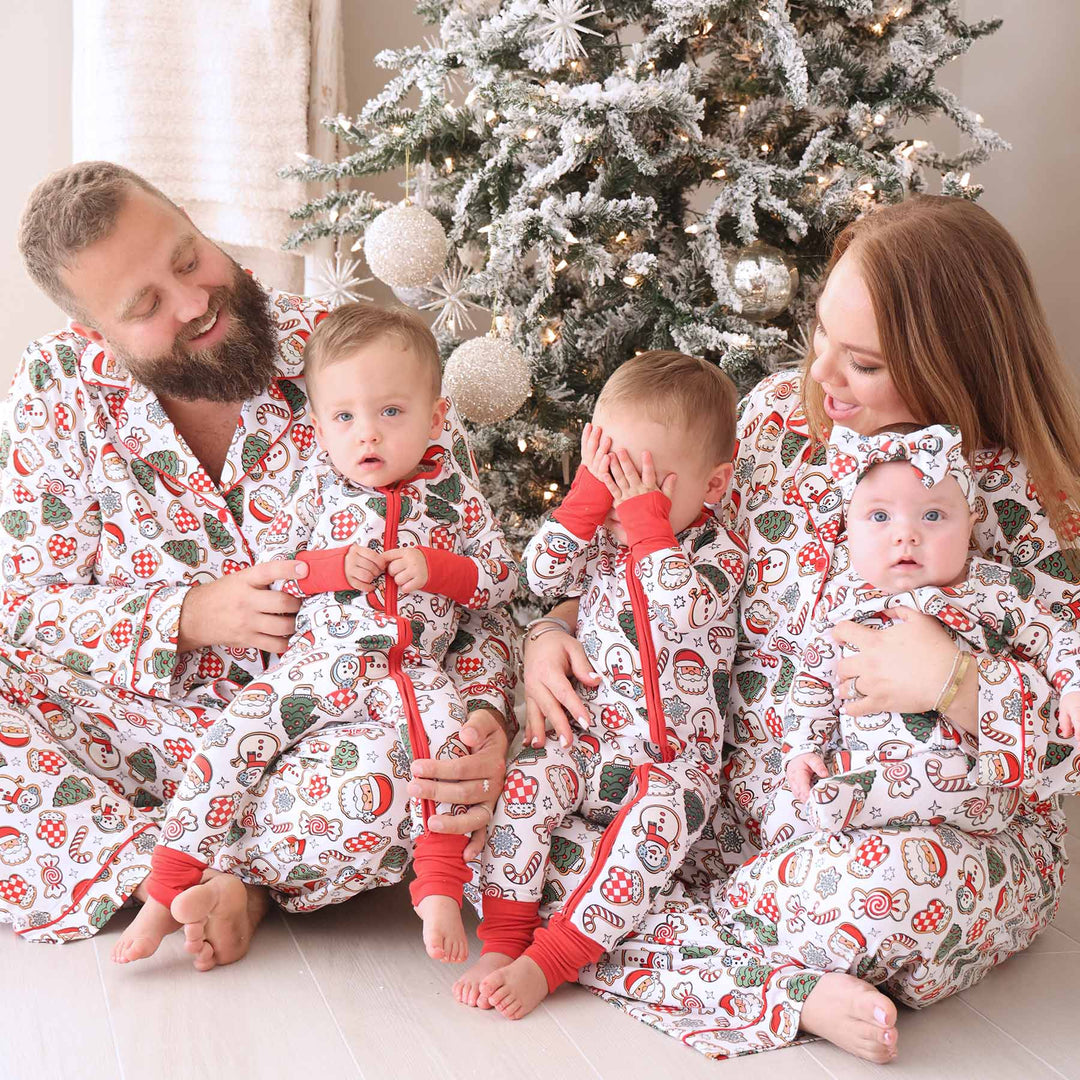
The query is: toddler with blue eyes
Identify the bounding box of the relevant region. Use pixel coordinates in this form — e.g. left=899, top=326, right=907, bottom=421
left=760, top=422, right=1080, bottom=847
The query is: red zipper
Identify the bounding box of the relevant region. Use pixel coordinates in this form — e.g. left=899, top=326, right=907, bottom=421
left=559, top=762, right=654, bottom=919
left=626, top=556, right=671, bottom=761
left=381, top=484, right=435, bottom=823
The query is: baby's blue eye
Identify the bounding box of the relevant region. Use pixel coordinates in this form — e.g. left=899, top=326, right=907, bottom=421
left=924, top=509, right=942, bottom=522
left=335, top=411, right=352, bottom=423
left=871, top=511, right=889, bottom=523
left=383, top=407, right=401, bottom=417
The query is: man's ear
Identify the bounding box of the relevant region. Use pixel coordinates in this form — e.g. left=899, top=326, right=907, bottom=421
left=705, top=461, right=734, bottom=503
left=430, top=397, right=450, bottom=439
left=68, top=318, right=105, bottom=347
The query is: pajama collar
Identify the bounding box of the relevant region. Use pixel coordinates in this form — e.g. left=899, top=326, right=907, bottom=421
left=827, top=424, right=977, bottom=511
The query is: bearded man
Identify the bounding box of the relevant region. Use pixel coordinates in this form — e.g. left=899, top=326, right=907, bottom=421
left=0, top=161, right=513, bottom=967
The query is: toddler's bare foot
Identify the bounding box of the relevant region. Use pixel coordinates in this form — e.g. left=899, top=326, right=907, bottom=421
left=171, top=869, right=269, bottom=972
left=454, top=951, right=514, bottom=1007
left=800, top=972, right=898, bottom=1063
left=111, top=894, right=180, bottom=964
left=414, top=894, right=468, bottom=963
left=481, top=955, right=550, bottom=1019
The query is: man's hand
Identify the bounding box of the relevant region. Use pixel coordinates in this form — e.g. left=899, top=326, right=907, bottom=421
left=603, top=448, right=677, bottom=508
left=786, top=752, right=828, bottom=803
left=1058, top=690, right=1080, bottom=739
left=176, top=560, right=308, bottom=654
left=384, top=547, right=429, bottom=596
left=345, top=545, right=385, bottom=592
left=408, top=708, right=508, bottom=861
left=581, top=421, right=613, bottom=481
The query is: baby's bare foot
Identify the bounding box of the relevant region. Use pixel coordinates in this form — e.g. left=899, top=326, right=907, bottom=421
left=171, top=870, right=269, bottom=972
left=799, top=972, right=898, bottom=1063
left=454, top=951, right=514, bottom=1007
left=414, top=894, right=468, bottom=963
left=481, top=955, right=550, bottom=1020
left=111, top=894, right=180, bottom=964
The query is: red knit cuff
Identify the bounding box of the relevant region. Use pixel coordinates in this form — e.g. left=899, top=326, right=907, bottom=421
left=295, top=546, right=352, bottom=594
left=409, top=832, right=471, bottom=907
left=619, top=491, right=677, bottom=558
left=552, top=466, right=614, bottom=540
left=147, top=846, right=208, bottom=907
left=478, top=896, right=543, bottom=959
left=420, top=547, right=479, bottom=605
left=523, top=913, right=606, bottom=993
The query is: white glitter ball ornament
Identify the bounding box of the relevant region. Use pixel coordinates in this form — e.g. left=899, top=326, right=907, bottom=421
left=443, top=334, right=531, bottom=423
left=724, top=242, right=799, bottom=321
left=364, top=202, right=448, bottom=287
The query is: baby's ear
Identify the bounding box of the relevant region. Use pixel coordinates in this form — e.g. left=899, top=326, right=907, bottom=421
left=706, top=461, right=734, bottom=502
left=430, top=396, right=450, bottom=438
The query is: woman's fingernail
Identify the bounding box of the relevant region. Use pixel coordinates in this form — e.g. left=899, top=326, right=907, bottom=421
left=412, top=763, right=427, bottom=778
left=874, top=1007, right=887, bottom=1024
left=407, top=782, right=420, bottom=796
left=428, top=819, right=444, bottom=832
left=560, top=734, right=570, bottom=748
left=577, top=716, right=589, bottom=728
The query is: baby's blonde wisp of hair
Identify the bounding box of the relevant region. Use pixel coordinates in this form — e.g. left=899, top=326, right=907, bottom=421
left=596, top=350, right=738, bottom=464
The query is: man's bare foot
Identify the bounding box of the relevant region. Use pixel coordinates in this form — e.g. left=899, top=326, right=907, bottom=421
left=799, top=972, right=898, bottom=1063
left=481, top=955, right=550, bottom=1020
left=454, top=951, right=514, bottom=1007
left=111, top=893, right=181, bottom=963
left=171, top=869, right=269, bottom=972
left=414, top=894, right=468, bottom=963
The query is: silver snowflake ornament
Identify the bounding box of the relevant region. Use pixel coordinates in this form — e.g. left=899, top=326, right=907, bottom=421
left=311, top=252, right=375, bottom=308
left=536, top=1, right=603, bottom=67
left=420, top=261, right=485, bottom=336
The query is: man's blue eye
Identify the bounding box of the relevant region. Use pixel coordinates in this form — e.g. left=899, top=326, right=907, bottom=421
left=871, top=511, right=889, bottom=523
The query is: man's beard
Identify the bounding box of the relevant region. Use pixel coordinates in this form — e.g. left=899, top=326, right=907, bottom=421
left=110, top=264, right=279, bottom=403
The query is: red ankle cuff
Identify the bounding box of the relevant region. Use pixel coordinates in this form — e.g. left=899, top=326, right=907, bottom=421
left=147, top=846, right=208, bottom=907
left=523, top=914, right=605, bottom=993
left=478, top=896, right=542, bottom=959
left=409, top=833, right=470, bottom=907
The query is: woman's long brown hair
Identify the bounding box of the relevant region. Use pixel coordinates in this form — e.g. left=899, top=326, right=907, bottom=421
left=802, top=195, right=1080, bottom=552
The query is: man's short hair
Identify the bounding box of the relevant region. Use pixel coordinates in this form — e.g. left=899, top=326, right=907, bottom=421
left=596, top=350, right=739, bottom=464
left=18, top=161, right=176, bottom=322
left=303, top=301, right=442, bottom=405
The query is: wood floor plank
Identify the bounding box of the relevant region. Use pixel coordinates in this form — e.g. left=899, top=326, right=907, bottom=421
left=94, top=907, right=360, bottom=1080
left=288, top=883, right=596, bottom=1080
left=0, top=928, right=123, bottom=1078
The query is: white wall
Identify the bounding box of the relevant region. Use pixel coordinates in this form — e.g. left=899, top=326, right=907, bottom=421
left=2, top=2, right=1077, bottom=385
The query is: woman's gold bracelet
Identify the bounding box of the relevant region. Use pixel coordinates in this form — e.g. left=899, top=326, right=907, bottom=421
left=935, top=650, right=972, bottom=715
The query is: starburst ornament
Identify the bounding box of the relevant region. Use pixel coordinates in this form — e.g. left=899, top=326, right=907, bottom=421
left=536, top=1, right=603, bottom=67
left=310, top=252, right=374, bottom=308
left=421, top=263, right=485, bottom=337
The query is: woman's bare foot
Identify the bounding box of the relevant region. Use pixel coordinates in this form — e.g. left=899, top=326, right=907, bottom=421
left=111, top=894, right=181, bottom=963
left=799, top=972, right=898, bottom=1063
left=481, top=955, right=550, bottom=1020
left=454, top=951, right=514, bottom=1007
left=414, top=894, right=468, bottom=963
left=171, top=870, right=269, bottom=972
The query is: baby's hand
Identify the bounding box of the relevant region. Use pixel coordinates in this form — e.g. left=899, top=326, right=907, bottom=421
left=580, top=421, right=613, bottom=481
left=603, top=448, right=677, bottom=508
left=345, top=545, right=385, bottom=591
left=384, top=547, right=429, bottom=595
left=1058, top=691, right=1080, bottom=739
left=786, top=752, right=829, bottom=803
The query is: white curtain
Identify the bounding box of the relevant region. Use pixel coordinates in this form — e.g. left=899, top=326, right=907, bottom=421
left=72, top=0, right=345, bottom=295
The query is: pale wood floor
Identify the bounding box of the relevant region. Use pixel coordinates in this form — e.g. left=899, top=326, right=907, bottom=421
left=5, top=802, right=1080, bottom=1080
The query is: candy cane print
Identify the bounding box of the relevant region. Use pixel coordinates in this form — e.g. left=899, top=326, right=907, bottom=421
left=979, top=710, right=1017, bottom=746
left=582, top=904, right=625, bottom=935
left=318, top=848, right=353, bottom=866
left=256, top=402, right=290, bottom=424
left=925, top=756, right=974, bottom=793
left=503, top=850, right=542, bottom=884
left=807, top=905, right=841, bottom=925
left=287, top=651, right=331, bottom=679
left=68, top=825, right=92, bottom=865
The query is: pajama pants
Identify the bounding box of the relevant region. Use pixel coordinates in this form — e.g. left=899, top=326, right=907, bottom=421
left=0, top=644, right=429, bottom=943
left=479, top=741, right=715, bottom=991
left=151, top=642, right=471, bottom=910
left=761, top=746, right=1024, bottom=846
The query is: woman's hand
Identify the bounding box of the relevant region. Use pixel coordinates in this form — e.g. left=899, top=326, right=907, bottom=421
left=524, top=602, right=599, bottom=744
left=408, top=708, right=508, bottom=861
left=833, top=606, right=963, bottom=719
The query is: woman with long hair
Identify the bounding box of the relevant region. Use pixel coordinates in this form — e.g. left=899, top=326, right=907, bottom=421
left=515, top=195, right=1080, bottom=1062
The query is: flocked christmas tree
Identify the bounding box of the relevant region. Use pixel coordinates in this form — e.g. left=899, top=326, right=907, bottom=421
left=283, top=0, right=1004, bottom=547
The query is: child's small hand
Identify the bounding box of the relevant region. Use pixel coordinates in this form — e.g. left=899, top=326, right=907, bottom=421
left=603, top=448, right=677, bottom=508
left=1058, top=691, right=1080, bottom=739
left=786, top=752, right=829, bottom=803
left=580, top=421, right=613, bottom=481
left=345, top=544, right=385, bottom=591
left=384, top=547, right=429, bottom=595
